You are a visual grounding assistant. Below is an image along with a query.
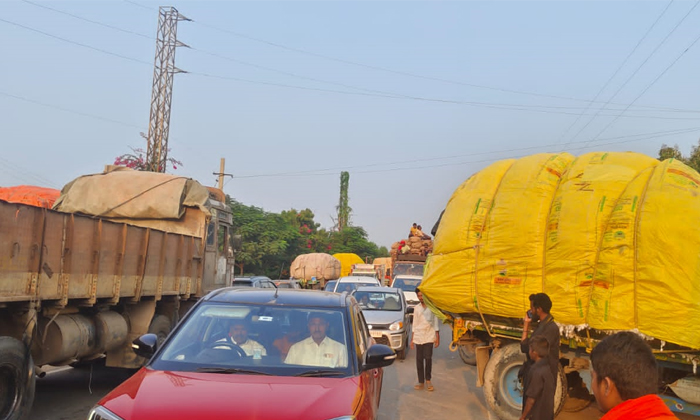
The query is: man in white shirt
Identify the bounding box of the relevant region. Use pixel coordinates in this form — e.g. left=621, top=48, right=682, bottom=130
left=410, top=287, right=440, bottom=391
left=215, top=320, right=267, bottom=357
left=284, top=313, right=348, bottom=368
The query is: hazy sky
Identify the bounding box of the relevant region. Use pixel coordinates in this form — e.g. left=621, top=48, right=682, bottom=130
left=3, top=0, right=700, bottom=247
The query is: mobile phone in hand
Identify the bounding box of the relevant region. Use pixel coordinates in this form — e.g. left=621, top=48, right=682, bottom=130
left=527, top=310, right=533, bottom=320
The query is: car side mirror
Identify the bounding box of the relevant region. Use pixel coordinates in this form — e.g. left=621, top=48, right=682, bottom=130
left=132, top=333, right=158, bottom=359
left=363, top=344, right=396, bottom=371
left=406, top=306, right=414, bottom=314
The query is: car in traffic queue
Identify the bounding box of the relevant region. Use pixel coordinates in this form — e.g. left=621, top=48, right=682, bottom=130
left=273, top=279, right=301, bottom=289
left=231, top=276, right=276, bottom=288
left=331, top=276, right=382, bottom=294
left=352, top=286, right=412, bottom=360
left=87, top=288, right=396, bottom=420
left=390, top=275, right=422, bottom=316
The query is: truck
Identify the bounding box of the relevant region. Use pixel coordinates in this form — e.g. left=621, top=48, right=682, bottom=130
left=349, top=263, right=383, bottom=282
left=420, top=152, right=700, bottom=420
left=0, top=168, right=236, bottom=420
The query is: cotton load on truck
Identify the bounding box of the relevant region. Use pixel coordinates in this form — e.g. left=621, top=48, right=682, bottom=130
left=0, top=167, right=236, bottom=420
left=420, top=151, right=700, bottom=420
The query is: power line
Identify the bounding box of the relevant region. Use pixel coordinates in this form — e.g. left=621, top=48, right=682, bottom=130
left=0, top=90, right=144, bottom=129
left=120, top=0, right=700, bottom=114
left=7, top=11, right=700, bottom=119
left=21, top=0, right=153, bottom=39
left=232, top=126, right=700, bottom=179
left=562, top=0, right=700, bottom=148
left=0, top=17, right=152, bottom=66
left=556, top=0, right=674, bottom=146
left=580, top=25, right=700, bottom=150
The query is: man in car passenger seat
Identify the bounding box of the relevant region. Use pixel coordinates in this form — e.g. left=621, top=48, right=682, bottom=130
left=284, top=313, right=348, bottom=368
left=215, top=319, right=267, bottom=356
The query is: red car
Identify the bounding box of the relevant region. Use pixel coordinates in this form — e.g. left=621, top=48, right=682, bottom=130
left=88, top=289, right=396, bottom=420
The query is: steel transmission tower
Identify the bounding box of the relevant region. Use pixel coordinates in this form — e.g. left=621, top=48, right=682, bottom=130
left=145, top=6, right=189, bottom=172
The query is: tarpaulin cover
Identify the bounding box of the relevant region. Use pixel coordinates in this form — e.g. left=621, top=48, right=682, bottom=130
left=421, top=152, right=700, bottom=349
left=0, top=185, right=60, bottom=208
left=53, top=166, right=211, bottom=219
left=333, top=253, right=364, bottom=277
left=290, top=253, right=341, bottom=281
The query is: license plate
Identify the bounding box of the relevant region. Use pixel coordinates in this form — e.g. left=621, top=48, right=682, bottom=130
left=370, top=330, right=383, bottom=338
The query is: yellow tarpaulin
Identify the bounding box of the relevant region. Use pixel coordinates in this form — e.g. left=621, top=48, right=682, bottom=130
left=421, top=152, right=700, bottom=349
left=333, top=253, right=364, bottom=277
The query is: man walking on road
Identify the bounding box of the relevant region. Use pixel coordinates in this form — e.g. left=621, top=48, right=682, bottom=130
left=411, top=287, right=440, bottom=391
left=520, top=293, right=559, bottom=417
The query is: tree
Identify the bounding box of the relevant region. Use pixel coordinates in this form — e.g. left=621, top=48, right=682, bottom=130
left=657, top=141, right=700, bottom=172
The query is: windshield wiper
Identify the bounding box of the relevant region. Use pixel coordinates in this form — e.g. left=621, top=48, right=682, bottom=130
left=294, top=369, right=345, bottom=377
left=196, top=367, right=272, bottom=375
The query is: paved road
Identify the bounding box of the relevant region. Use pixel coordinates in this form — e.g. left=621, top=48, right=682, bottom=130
left=29, top=324, right=695, bottom=420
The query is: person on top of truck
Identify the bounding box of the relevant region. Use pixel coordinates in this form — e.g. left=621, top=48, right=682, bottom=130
left=409, top=223, right=419, bottom=238
left=416, top=225, right=431, bottom=240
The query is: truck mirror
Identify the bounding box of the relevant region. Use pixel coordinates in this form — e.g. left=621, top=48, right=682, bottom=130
left=230, top=234, right=242, bottom=253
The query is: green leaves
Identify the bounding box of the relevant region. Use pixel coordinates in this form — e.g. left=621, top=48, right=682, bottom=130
left=227, top=198, right=388, bottom=277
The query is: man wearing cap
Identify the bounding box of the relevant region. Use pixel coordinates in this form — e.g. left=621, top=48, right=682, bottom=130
left=284, top=312, right=347, bottom=368
left=215, top=319, right=267, bottom=357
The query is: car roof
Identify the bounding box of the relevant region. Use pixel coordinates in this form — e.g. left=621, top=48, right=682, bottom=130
left=204, top=288, right=349, bottom=307
left=355, top=286, right=400, bottom=293
left=337, top=276, right=380, bottom=283
left=234, top=276, right=270, bottom=280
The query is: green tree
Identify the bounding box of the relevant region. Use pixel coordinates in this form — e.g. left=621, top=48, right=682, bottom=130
left=658, top=142, right=700, bottom=172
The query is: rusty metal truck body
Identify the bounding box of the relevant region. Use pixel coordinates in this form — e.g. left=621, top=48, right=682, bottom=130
left=0, top=186, right=234, bottom=420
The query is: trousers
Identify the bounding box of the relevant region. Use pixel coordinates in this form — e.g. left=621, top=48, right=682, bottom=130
left=415, top=343, right=434, bottom=383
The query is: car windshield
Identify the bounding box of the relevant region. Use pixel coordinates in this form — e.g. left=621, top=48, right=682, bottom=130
left=393, top=263, right=424, bottom=277
left=151, top=302, right=352, bottom=376
left=354, top=291, right=402, bottom=311
left=335, top=282, right=377, bottom=293
left=275, top=283, right=293, bottom=288
left=392, top=278, right=421, bottom=292
left=324, top=281, right=337, bottom=291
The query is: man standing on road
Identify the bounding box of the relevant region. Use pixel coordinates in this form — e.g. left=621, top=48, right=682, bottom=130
left=411, top=287, right=440, bottom=391
left=591, top=332, right=679, bottom=420
left=520, top=293, right=559, bottom=417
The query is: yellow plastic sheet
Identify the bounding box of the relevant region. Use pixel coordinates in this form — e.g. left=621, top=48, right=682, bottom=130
left=332, top=253, right=364, bottom=277
left=421, top=152, right=700, bottom=349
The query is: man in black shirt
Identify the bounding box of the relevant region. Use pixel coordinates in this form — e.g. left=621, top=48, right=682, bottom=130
left=521, top=336, right=555, bottom=420
left=520, top=293, right=559, bottom=417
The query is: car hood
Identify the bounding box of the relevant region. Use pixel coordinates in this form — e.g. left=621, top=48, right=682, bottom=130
left=99, top=368, right=363, bottom=420
left=362, top=310, right=404, bottom=326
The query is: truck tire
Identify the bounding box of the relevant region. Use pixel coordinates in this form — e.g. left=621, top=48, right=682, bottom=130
left=0, top=337, right=36, bottom=420
left=458, top=341, right=487, bottom=366
left=148, top=315, right=172, bottom=347
left=483, top=343, right=566, bottom=420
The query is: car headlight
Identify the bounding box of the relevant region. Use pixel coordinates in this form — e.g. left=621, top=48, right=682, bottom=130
left=389, top=321, right=403, bottom=331
left=87, top=406, right=124, bottom=420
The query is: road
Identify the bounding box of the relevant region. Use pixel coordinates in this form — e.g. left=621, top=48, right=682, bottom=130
left=29, top=324, right=695, bottom=420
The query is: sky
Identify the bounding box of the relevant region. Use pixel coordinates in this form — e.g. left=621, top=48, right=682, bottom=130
left=3, top=0, right=700, bottom=248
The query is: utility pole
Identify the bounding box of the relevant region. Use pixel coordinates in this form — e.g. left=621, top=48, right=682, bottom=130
left=213, top=158, right=233, bottom=190
left=336, top=171, right=350, bottom=230
left=145, top=6, right=190, bottom=173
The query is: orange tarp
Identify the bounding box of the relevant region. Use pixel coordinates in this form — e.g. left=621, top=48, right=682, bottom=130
left=0, top=185, right=61, bottom=208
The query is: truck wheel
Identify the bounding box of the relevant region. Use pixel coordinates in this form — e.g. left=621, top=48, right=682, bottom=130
left=483, top=343, right=566, bottom=420
left=458, top=341, right=487, bottom=366
left=0, top=337, right=36, bottom=420
left=148, top=315, right=172, bottom=347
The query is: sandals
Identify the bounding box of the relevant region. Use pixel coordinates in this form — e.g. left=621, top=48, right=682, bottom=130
left=426, top=381, right=434, bottom=391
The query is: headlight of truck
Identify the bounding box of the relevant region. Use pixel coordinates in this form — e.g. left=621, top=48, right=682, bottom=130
left=87, top=406, right=124, bottom=420
left=389, top=321, right=403, bottom=331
